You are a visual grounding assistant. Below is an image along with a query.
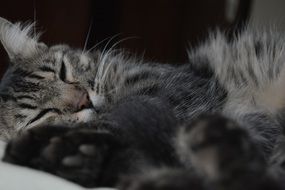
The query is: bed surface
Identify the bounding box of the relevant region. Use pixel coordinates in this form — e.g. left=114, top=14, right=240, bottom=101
left=0, top=140, right=116, bottom=190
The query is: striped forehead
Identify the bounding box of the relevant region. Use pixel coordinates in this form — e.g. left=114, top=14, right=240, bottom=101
left=9, top=68, right=46, bottom=92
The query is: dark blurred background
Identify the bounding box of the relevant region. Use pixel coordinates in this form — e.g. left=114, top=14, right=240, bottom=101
left=0, top=0, right=273, bottom=78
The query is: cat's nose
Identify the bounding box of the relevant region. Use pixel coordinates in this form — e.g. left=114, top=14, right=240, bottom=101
left=77, top=92, right=93, bottom=110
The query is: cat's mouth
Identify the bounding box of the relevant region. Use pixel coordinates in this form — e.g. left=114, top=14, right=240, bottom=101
left=72, top=92, right=100, bottom=123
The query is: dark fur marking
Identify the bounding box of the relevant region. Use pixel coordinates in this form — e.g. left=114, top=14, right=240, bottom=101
left=254, top=41, right=262, bottom=58
left=18, top=103, right=37, bottom=109
left=125, top=72, right=155, bottom=86
left=16, top=95, right=34, bottom=100
left=189, top=58, right=214, bottom=79
left=137, top=84, right=160, bottom=96
left=39, top=66, right=55, bottom=73
left=15, top=114, right=27, bottom=119
left=0, top=94, right=17, bottom=102
left=13, top=81, right=41, bottom=93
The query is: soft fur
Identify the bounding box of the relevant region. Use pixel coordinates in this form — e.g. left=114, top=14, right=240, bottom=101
left=0, top=17, right=285, bottom=189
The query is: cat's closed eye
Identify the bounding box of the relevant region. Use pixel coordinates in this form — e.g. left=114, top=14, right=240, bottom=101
left=26, top=108, right=62, bottom=128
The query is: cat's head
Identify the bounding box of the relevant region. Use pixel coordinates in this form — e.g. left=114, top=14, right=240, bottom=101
left=0, top=17, right=114, bottom=140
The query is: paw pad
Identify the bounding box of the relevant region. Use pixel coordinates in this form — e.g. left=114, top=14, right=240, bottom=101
left=79, top=144, right=96, bottom=156
left=62, top=155, right=83, bottom=167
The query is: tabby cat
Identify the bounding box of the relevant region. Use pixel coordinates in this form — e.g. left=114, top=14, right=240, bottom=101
left=0, top=17, right=285, bottom=189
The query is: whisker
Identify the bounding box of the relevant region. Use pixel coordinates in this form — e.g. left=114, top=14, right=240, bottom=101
left=95, top=34, right=122, bottom=82
left=109, top=36, right=139, bottom=53
left=101, top=36, right=139, bottom=65
left=99, top=33, right=122, bottom=61
left=83, top=18, right=93, bottom=53
left=100, top=49, right=121, bottom=80
left=101, top=55, right=115, bottom=83
left=86, top=33, right=121, bottom=54
left=96, top=36, right=139, bottom=92
left=106, top=85, right=121, bottom=95
left=94, top=36, right=139, bottom=98
left=95, top=49, right=118, bottom=91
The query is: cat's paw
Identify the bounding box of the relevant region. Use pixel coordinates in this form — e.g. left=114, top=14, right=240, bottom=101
left=3, top=125, right=122, bottom=187
left=177, top=114, right=266, bottom=186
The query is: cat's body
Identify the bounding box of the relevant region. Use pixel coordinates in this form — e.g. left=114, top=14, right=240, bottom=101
left=0, top=17, right=285, bottom=189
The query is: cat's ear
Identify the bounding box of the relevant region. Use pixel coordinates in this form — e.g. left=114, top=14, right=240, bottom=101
left=0, top=17, right=47, bottom=60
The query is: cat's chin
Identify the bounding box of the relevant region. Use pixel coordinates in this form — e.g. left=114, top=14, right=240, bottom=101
left=88, top=91, right=105, bottom=109
left=73, top=108, right=96, bottom=123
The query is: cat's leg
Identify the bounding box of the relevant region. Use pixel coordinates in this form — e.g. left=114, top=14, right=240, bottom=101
left=3, top=125, right=132, bottom=187
left=233, top=112, right=281, bottom=158
left=118, top=114, right=282, bottom=190
left=268, top=135, right=285, bottom=184
left=175, top=114, right=282, bottom=190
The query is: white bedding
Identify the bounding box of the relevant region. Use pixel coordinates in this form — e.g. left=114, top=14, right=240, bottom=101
left=0, top=140, right=116, bottom=190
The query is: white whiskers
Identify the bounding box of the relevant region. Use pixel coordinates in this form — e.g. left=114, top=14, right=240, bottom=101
left=83, top=18, right=93, bottom=53
left=85, top=33, right=121, bottom=54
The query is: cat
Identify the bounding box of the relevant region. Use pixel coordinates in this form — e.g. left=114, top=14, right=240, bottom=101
left=0, top=17, right=285, bottom=189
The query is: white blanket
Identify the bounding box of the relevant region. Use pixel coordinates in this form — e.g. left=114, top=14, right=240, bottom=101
left=0, top=140, right=116, bottom=190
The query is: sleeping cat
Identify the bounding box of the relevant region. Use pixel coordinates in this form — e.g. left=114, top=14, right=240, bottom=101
left=0, top=17, right=285, bottom=189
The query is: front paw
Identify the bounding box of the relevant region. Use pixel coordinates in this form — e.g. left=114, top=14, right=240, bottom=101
left=3, top=125, right=121, bottom=187
left=3, top=126, right=69, bottom=166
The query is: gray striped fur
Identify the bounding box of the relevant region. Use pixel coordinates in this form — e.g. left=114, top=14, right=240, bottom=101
left=0, top=17, right=284, bottom=178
